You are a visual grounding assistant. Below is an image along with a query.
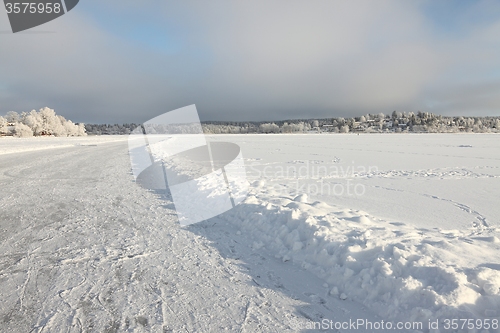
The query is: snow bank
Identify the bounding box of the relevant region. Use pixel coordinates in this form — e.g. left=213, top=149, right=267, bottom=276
left=220, top=182, right=500, bottom=325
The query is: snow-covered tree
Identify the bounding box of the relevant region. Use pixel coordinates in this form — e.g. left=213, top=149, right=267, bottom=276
left=259, top=123, right=280, bottom=133
left=22, top=110, right=44, bottom=135
left=466, top=118, right=474, bottom=128
left=29, top=110, right=45, bottom=133
left=0, top=116, right=7, bottom=135
left=13, top=123, right=33, bottom=137
left=42, top=107, right=74, bottom=135
left=281, top=122, right=292, bottom=133
left=5, top=111, right=19, bottom=123
left=77, top=123, right=87, bottom=136
left=1, top=107, right=86, bottom=137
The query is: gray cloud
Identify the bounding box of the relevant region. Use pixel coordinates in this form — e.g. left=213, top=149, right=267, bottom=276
left=1, top=0, right=499, bottom=123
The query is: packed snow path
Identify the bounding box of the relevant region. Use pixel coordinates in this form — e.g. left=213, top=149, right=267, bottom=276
left=0, top=139, right=381, bottom=332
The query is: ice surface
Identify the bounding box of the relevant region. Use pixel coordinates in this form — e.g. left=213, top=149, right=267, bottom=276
left=0, top=133, right=499, bottom=332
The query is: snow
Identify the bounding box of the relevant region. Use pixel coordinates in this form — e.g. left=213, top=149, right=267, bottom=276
left=0, top=135, right=128, bottom=155
left=0, top=133, right=499, bottom=332
left=206, top=133, right=500, bottom=328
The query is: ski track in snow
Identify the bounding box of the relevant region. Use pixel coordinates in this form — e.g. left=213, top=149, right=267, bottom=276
left=1, top=134, right=500, bottom=332
left=370, top=184, right=491, bottom=231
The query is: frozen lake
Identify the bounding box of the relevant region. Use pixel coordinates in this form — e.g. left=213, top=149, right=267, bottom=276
left=213, top=133, right=500, bottom=231
left=0, top=133, right=499, bottom=332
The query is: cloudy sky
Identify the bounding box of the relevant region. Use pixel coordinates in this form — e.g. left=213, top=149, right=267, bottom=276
left=1, top=0, right=500, bottom=123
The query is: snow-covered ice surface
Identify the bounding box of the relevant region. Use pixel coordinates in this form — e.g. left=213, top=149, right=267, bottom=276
left=0, top=136, right=127, bottom=155
left=206, top=134, right=500, bottom=331
left=1, top=133, right=499, bottom=332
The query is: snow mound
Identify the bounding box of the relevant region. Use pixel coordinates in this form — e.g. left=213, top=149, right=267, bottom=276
left=293, top=194, right=308, bottom=203
left=476, top=268, right=500, bottom=296
left=221, top=186, right=500, bottom=325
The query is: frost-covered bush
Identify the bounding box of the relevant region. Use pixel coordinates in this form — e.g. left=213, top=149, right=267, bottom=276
left=13, top=123, right=33, bottom=137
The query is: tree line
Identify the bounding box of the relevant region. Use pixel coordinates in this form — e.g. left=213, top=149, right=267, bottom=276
left=5, top=110, right=497, bottom=136
left=203, top=112, right=500, bottom=134
left=84, top=111, right=499, bottom=135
